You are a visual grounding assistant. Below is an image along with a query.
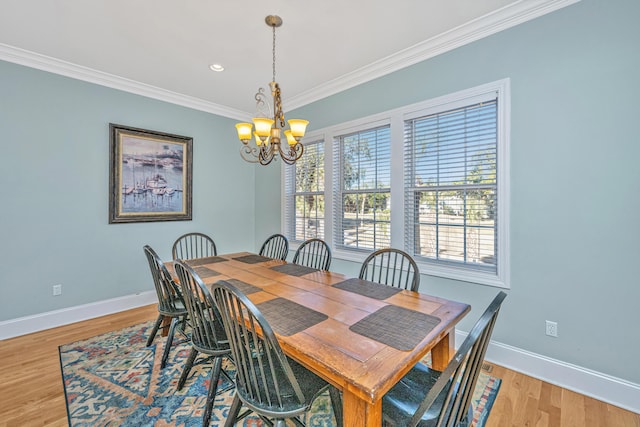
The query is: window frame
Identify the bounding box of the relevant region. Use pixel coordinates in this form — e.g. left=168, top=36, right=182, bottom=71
left=282, top=79, right=510, bottom=288
left=332, top=123, right=393, bottom=254
left=283, top=135, right=327, bottom=244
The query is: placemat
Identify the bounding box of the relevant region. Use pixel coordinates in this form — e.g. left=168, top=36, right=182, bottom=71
left=349, top=305, right=441, bottom=351
left=193, top=266, right=221, bottom=279
left=333, top=278, right=401, bottom=300
left=257, top=298, right=328, bottom=336
left=270, top=264, right=319, bottom=277
left=233, top=254, right=272, bottom=264
left=187, top=256, right=227, bottom=266
left=225, top=278, right=262, bottom=295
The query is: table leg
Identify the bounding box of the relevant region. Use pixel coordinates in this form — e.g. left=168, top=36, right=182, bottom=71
left=161, top=316, right=171, bottom=337
left=342, top=388, right=382, bottom=427
left=431, top=332, right=454, bottom=371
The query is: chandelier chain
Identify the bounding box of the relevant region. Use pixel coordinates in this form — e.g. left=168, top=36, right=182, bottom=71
left=272, top=24, right=277, bottom=83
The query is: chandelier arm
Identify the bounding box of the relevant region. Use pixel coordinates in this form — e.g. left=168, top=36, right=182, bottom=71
left=259, top=143, right=276, bottom=165
left=279, top=142, right=304, bottom=165
left=240, top=145, right=260, bottom=163
left=255, top=87, right=271, bottom=118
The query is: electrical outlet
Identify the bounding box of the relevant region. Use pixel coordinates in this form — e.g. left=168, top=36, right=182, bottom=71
left=53, top=284, right=62, bottom=296
left=545, top=320, right=558, bottom=337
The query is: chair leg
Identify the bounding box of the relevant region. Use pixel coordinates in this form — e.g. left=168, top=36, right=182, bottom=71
left=224, top=394, right=243, bottom=427
left=178, top=314, right=189, bottom=335
left=202, top=356, right=223, bottom=427
left=177, top=347, right=198, bottom=390
left=146, top=314, right=163, bottom=346
left=329, top=386, right=343, bottom=427
left=161, top=317, right=179, bottom=369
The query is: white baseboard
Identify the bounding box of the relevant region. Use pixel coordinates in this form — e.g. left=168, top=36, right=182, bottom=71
left=455, top=330, right=640, bottom=415
left=1, top=296, right=638, bottom=415
left=0, top=291, right=157, bottom=341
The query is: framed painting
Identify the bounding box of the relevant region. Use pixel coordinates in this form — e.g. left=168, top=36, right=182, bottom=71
left=109, top=124, right=193, bottom=223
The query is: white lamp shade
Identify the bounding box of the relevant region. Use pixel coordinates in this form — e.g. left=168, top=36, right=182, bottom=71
left=253, top=117, right=275, bottom=139
left=253, top=131, right=268, bottom=146
left=287, top=119, right=309, bottom=139
left=235, top=123, right=253, bottom=142
left=284, top=130, right=297, bottom=145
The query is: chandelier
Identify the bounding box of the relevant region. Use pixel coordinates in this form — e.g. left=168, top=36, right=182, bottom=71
left=235, top=15, right=308, bottom=165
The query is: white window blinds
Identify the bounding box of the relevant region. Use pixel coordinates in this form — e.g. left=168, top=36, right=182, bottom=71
left=333, top=125, right=391, bottom=251
left=404, top=98, right=498, bottom=273
left=284, top=139, right=325, bottom=242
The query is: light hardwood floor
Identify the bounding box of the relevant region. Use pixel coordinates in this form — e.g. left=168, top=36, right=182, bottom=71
left=0, top=305, right=638, bottom=426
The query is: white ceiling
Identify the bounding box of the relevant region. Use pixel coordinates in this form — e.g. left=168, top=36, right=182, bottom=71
left=0, top=1, right=577, bottom=119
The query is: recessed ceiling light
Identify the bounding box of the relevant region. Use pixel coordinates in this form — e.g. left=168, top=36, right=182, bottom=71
left=209, top=64, right=224, bottom=72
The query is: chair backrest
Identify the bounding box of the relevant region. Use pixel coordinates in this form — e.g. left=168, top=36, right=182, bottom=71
left=359, top=248, right=420, bottom=292
left=406, top=291, right=507, bottom=427
left=259, top=233, right=289, bottom=261
left=172, top=232, right=217, bottom=260
left=143, top=245, right=184, bottom=314
left=211, top=280, right=307, bottom=413
left=292, top=238, right=332, bottom=270
left=173, top=259, right=228, bottom=352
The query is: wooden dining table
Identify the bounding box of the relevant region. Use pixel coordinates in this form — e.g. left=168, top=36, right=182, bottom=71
left=168, top=252, right=470, bottom=427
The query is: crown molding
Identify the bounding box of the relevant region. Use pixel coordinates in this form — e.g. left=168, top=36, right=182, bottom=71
left=0, top=43, right=250, bottom=121
left=1, top=0, right=579, bottom=116
left=286, top=0, right=580, bottom=110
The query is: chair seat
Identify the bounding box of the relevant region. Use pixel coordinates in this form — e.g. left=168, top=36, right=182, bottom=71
left=382, top=292, right=505, bottom=427
left=157, top=300, right=187, bottom=317
left=238, top=355, right=328, bottom=415
left=191, top=312, right=231, bottom=355
left=382, top=363, right=454, bottom=427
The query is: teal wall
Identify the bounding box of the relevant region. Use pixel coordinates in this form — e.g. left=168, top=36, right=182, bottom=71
left=275, top=0, right=640, bottom=384
left=0, top=61, right=257, bottom=320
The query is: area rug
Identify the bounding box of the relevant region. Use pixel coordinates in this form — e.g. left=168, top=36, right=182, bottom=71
left=59, top=321, right=500, bottom=426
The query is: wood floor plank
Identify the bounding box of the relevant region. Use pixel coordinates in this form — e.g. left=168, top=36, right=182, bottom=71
left=560, top=388, right=587, bottom=426
left=0, top=304, right=157, bottom=427
left=486, top=363, right=639, bottom=427
left=1, top=306, right=639, bottom=426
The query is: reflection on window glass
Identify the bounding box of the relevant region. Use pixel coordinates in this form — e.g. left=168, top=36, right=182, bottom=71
left=407, top=100, right=498, bottom=272
left=337, top=126, right=391, bottom=251
left=292, top=141, right=324, bottom=241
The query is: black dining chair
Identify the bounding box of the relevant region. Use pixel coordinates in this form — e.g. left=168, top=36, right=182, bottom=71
left=359, top=248, right=420, bottom=292
left=173, top=260, right=234, bottom=427
left=143, top=245, right=188, bottom=369
left=172, top=232, right=217, bottom=260
left=292, top=238, right=332, bottom=271
left=259, top=233, right=289, bottom=261
left=382, top=291, right=507, bottom=427
left=211, top=280, right=343, bottom=427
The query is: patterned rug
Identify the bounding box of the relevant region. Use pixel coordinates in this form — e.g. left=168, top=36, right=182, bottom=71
left=59, top=321, right=500, bottom=426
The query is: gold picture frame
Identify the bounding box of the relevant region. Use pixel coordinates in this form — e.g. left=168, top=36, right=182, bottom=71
left=109, top=124, right=193, bottom=223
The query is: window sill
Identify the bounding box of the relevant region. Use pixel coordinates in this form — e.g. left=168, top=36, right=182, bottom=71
left=331, top=248, right=509, bottom=289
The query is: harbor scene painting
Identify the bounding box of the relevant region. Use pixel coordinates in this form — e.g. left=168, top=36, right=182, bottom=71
left=109, top=124, right=192, bottom=223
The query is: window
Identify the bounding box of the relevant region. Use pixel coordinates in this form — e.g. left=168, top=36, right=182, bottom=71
left=333, top=125, right=391, bottom=251
left=283, top=79, right=509, bottom=287
left=405, top=98, right=498, bottom=274
left=284, top=138, right=325, bottom=241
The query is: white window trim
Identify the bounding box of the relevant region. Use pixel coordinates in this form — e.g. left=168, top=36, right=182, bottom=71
left=331, top=118, right=393, bottom=255
left=282, top=79, right=510, bottom=288
left=281, top=130, right=328, bottom=252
